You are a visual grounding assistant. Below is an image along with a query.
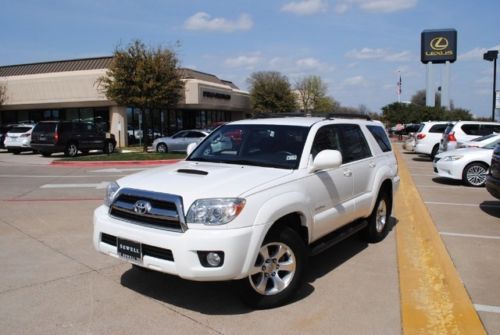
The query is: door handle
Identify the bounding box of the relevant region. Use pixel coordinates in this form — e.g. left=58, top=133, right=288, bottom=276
left=343, top=170, right=352, bottom=177
left=369, top=162, right=376, bottom=168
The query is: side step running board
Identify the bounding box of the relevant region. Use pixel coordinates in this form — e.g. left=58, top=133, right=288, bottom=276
left=310, top=220, right=368, bottom=256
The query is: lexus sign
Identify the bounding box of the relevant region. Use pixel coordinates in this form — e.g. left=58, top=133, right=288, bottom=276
left=421, top=29, right=457, bottom=64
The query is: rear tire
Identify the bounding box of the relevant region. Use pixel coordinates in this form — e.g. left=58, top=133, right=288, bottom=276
left=430, top=145, right=439, bottom=160
left=238, top=227, right=307, bottom=309
left=157, top=143, right=168, bottom=153
left=104, top=141, right=115, bottom=154
left=64, top=142, right=79, bottom=157
left=363, top=190, right=392, bottom=243
left=462, top=162, right=488, bottom=187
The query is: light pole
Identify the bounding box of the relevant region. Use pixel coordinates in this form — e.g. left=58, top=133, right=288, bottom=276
left=483, top=50, right=498, bottom=121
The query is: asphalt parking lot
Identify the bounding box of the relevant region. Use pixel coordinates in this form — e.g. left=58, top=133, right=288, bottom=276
left=0, top=147, right=498, bottom=334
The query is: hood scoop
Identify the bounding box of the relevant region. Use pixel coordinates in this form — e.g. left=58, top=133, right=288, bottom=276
left=176, top=168, right=209, bottom=176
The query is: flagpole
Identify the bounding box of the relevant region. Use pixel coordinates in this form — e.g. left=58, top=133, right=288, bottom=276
left=397, top=71, right=402, bottom=103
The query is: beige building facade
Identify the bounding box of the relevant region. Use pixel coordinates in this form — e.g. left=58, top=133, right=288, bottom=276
left=0, top=57, right=251, bottom=147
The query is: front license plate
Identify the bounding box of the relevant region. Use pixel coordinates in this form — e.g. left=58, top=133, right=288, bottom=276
left=117, top=238, right=142, bottom=262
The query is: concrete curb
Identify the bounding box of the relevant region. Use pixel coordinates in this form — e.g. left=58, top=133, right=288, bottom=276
left=394, top=146, right=486, bottom=334
left=51, top=159, right=181, bottom=167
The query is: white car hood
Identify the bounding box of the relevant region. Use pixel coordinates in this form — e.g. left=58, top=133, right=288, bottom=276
left=116, top=160, right=293, bottom=209
left=436, top=147, right=494, bottom=161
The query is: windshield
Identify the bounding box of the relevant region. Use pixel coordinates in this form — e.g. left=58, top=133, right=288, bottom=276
left=187, top=124, right=310, bottom=169
left=9, top=126, right=32, bottom=133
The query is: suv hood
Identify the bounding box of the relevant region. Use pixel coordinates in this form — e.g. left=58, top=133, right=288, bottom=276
left=116, top=160, right=293, bottom=209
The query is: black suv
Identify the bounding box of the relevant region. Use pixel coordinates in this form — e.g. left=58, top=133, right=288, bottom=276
left=31, top=121, right=116, bottom=157
left=486, top=144, right=500, bottom=199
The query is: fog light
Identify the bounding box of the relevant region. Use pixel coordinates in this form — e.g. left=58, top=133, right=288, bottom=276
left=198, top=251, right=224, bottom=267
left=207, top=252, right=222, bottom=267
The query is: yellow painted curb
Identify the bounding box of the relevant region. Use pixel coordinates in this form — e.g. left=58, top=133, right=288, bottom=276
left=394, top=147, right=486, bottom=335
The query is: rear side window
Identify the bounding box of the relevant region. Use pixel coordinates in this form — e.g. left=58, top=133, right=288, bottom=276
left=480, top=124, right=500, bottom=135
left=337, top=124, right=372, bottom=163
left=34, top=123, right=57, bottom=133
left=367, top=125, right=392, bottom=152
left=461, top=124, right=480, bottom=135
left=429, top=124, right=447, bottom=133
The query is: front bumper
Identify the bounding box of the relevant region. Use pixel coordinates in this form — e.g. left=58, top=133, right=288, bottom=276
left=93, top=205, right=265, bottom=281
left=433, top=159, right=462, bottom=181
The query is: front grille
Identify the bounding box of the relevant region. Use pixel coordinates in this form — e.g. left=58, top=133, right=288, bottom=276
left=109, top=188, right=187, bottom=232
left=100, top=233, right=174, bottom=261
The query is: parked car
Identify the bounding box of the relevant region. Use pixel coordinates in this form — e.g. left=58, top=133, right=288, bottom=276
left=486, top=144, right=500, bottom=199
left=456, top=133, right=500, bottom=149
left=439, top=121, right=500, bottom=153
left=414, top=121, right=450, bottom=159
left=94, top=116, right=400, bottom=308
left=433, top=137, right=500, bottom=187
left=152, top=130, right=209, bottom=153
left=0, top=124, right=16, bottom=149
left=30, top=121, right=116, bottom=157
left=3, top=124, right=36, bottom=154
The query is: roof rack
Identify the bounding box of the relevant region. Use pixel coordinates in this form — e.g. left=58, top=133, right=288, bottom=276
left=324, top=113, right=371, bottom=121
left=252, top=112, right=308, bottom=119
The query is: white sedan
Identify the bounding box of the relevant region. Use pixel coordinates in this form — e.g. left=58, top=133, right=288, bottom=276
left=152, top=130, right=208, bottom=153
left=433, top=138, right=500, bottom=186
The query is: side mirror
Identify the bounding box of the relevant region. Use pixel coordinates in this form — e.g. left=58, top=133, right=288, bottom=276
left=186, top=142, right=198, bottom=156
left=310, top=150, right=342, bottom=172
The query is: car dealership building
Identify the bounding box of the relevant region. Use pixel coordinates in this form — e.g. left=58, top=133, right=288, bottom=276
left=0, top=56, right=251, bottom=147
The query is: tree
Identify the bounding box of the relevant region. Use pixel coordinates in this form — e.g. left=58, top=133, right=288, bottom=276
left=295, top=75, right=328, bottom=115
left=312, top=96, right=338, bottom=115
left=98, top=40, right=184, bottom=151
left=247, top=71, right=297, bottom=114
left=411, top=89, right=441, bottom=107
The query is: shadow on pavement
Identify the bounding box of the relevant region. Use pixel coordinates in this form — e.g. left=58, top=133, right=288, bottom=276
left=479, top=201, right=500, bottom=218
left=119, top=218, right=398, bottom=314
left=432, top=177, right=463, bottom=186
left=412, top=156, right=432, bottom=162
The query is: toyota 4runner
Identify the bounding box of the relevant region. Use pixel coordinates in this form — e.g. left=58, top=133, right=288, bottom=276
left=93, top=116, right=400, bottom=308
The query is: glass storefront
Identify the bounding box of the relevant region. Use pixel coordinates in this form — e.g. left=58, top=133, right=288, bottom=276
left=126, top=108, right=232, bottom=144
left=0, top=107, right=110, bottom=130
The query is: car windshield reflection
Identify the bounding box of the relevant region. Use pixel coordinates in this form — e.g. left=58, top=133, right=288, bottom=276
left=187, top=124, right=310, bottom=169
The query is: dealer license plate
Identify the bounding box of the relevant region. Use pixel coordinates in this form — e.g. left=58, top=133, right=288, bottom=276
left=117, top=238, right=142, bottom=262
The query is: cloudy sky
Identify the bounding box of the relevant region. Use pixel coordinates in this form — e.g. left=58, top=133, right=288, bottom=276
left=1, top=0, right=499, bottom=117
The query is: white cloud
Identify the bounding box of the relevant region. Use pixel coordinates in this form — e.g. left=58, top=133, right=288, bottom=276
left=337, top=0, right=417, bottom=14
left=296, top=57, right=321, bottom=68
left=184, top=12, right=253, bottom=32
left=345, top=48, right=411, bottom=61
left=281, top=0, right=327, bottom=16
left=459, top=45, right=500, bottom=61
left=343, top=75, right=369, bottom=86
left=224, top=53, right=263, bottom=69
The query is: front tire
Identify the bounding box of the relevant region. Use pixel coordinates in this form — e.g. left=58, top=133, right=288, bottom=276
left=104, top=141, right=115, bottom=154
left=363, top=190, right=392, bottom=243
left=239, top=227, right=307, bottom=309
left=463, top=162, right=488, bottom=187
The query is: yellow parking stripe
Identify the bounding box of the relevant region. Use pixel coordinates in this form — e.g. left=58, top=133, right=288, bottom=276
left=394, top=147, right=486, bottom=334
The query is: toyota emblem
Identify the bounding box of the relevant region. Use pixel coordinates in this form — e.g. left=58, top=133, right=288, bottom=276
left=133, top=200, right=152, bottom=214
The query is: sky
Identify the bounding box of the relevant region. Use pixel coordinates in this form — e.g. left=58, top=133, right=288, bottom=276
left=1, top=0, right=499, bottom=118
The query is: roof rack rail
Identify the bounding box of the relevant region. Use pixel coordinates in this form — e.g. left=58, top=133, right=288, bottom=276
left=252, top=112, right=308, bottom=119
left=324, top=113, right=371, bottom=121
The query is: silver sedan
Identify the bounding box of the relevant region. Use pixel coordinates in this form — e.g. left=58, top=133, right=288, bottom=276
left=152, top=130, right=209, bottom=153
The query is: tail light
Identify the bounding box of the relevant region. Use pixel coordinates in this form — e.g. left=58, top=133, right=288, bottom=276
left=20, top=133, right=30, bottom=138
left=54, top=131, right=59, bottom=143
left=447, top=132, right=456, bottom=142
left=416, top=133, right=426, bottom=140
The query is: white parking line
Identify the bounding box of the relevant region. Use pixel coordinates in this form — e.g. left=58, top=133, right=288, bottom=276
left=440, top=232, right=500, bottom=240
left=474, top=304, right=500, bottom=314
left=425, top=201, right=500, bottom=208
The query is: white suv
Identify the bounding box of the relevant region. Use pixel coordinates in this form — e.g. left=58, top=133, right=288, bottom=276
left=93, top=116, right=400, bottom=308
left=4, top=124, right=35, bottom=154
left=414, top=121, right=450, bottom=159
left=439, top=121, right=500, bottom=153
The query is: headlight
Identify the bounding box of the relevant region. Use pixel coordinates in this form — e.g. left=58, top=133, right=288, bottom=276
left=104, top=181, right=120, bottom=206
left=443, top=155, right=463, bottom=161
left=187, top=198, right=246, bottom=225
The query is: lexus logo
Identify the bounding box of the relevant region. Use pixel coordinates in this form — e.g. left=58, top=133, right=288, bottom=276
left=430, top=37, right=449, bottom=51
left=133, top=200, right=152, bottom=215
